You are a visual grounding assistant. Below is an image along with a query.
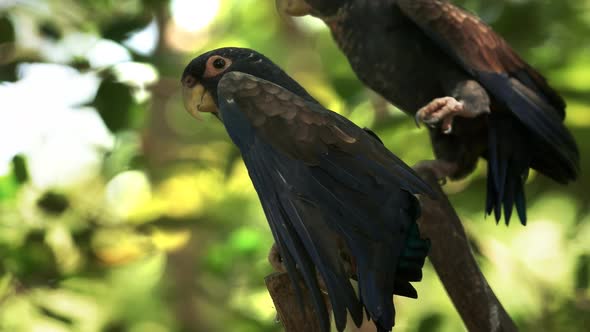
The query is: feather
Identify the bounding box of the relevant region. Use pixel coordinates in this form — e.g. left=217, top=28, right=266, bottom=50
left=396, top=0, right=579, bottom=224
left=214, top=72, right=432, bottom=331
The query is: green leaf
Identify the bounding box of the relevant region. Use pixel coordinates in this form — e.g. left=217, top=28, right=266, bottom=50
left=0, top=15, right=15, bottom=44
left=102, top=131, right=143, bottom=180
left=575, top=254, right=590, bottom=290
left=39, top=21, right=62, bottom=40
left=11, top=154, right=29, bottom=184
left=0, top=61, right=18, bottom=82
left=417, top=313, right=444, bottom=332
left=101, top=15, right=152, bottom=42
left=0, top=173, right=18, bottom=201
left=92, top=75, right=138, bottom=133
left=37, top=191, right=70, bottom=216
left=228, top=228, right=262, bottom=254
left=5, top=234, right=59, bottom=284
left=0, top=274, right=13, bottom=299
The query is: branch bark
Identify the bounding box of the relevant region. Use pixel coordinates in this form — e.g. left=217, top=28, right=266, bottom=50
left=265, top=164, right=518, bottom=332
left=265, top=273, right=328, bottom=331
left=414, top=165, right=518, bottom=332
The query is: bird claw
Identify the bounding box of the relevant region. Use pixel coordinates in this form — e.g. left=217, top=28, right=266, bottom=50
left=414, top=159, right=458, bottom=184
left=414, top=112, right=422, bottom=128
left=415, top=97, right=464, bottom=134
left=415, top=110, right=439, bottom=129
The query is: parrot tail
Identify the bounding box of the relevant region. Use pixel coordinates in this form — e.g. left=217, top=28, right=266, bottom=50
left=478, top=72, right=578, bottom=225
left=394, top=222, right=430, bottom=298
left=486, top=113, right=531, bottom=225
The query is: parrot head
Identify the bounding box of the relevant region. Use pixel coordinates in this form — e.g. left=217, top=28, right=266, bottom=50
left=181, top=47, right=309, bottom=118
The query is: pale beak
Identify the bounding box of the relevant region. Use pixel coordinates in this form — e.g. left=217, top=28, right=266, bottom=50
left=276, top=0, right=312, bottom=16
left=182, top=80, right=217, bottom=119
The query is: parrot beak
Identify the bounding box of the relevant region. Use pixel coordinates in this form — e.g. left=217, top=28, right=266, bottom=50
left=181, top=76, right=217, bottom=119
left=276, top=0, right=312, bottom=16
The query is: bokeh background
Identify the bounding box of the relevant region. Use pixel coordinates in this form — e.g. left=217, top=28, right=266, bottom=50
left=0, top=0, right=589, bottom=331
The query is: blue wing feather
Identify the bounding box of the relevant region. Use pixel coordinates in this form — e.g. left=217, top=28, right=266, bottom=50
left=217, top=89, right=429, bottom=331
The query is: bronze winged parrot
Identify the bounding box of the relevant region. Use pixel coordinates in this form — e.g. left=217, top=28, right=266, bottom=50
left=181, top=47, right=434, bottom=332
left=277, top=0, right=579, bottom=225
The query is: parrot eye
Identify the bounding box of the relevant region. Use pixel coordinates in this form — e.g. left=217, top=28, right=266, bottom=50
left=213, top=58, right=226, bottom=69
left=203, top=55, right=233, bottom=78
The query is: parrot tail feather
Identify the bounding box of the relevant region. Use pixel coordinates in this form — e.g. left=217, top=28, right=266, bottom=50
left=485, top=113, right=530, bottom=225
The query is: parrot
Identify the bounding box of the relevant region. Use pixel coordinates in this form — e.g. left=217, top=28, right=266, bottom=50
left=181, top=47, right=434, bottom=332
left=276, top=0, right=579, bottom=225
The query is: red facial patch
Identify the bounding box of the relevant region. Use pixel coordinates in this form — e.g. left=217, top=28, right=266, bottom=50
left=203, top=55, right=232, bottom=78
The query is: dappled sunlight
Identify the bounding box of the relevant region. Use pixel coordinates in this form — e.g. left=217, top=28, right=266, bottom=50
left=170, top=0, right=220, bottom=33
left=155, top=169, right=226, bottom=218
left=86, top=39, right=132, bottom=68
left=123, top=19, right=159, bottom=56
left=564, top=100, right=590, bottom=127
left=31, top=288, right=102, bottom=328
left=551, top=52, right=590, bottom=93
left=225, top=161, right=256, bottom=195
left=230, top=287, right=277, bottom=323
left=0, top=63, right=109, bottom=188
left=482, top=238, right=543, bottom=319
left=111, top=62, right=159, bottom=102
left=397, top=262, right=465, bottom=332
left=45, top=223, right=82, bottom=274
left=514, top=221, right=572, bottom=287
left=151, top=228, right=191, bottom=252
left=105, top=170, right=153, bottom=222
left=166, top=0, right=221, bottom=52
left=92, top=228, right=153, bottom=265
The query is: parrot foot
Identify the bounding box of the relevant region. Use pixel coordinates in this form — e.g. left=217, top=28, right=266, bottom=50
left=415, top=97, right=466, bottom=134
left=268, top=243, right=286, bottom=273
left=414, top=159, right=458, bottom=185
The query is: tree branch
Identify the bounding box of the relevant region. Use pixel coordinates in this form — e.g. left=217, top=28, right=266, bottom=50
left=414, top=165, right=518, bottom=332
left=265, top=164, right=518, bottom=332
left=265, top=273, right=329, bottom=331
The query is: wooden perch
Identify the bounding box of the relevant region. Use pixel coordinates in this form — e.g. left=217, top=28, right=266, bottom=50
left=265, top=164, right=518, bottom=332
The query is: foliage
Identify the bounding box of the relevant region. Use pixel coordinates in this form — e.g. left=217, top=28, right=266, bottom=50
left=0, top=0, right=589, bottom=331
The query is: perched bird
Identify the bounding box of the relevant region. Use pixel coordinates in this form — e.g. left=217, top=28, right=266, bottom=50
left=277, top=0, right=579, bottom=225
left=181, top=47, right=434, bottom=332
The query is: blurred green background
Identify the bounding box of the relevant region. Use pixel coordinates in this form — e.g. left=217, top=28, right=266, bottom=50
left=0, top=0, right=589, bottom=331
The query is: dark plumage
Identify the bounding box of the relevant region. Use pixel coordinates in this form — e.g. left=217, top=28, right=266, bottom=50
left=181, top=47, right=434, bottom=332
left=277, top=0, right=579, bottom=225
